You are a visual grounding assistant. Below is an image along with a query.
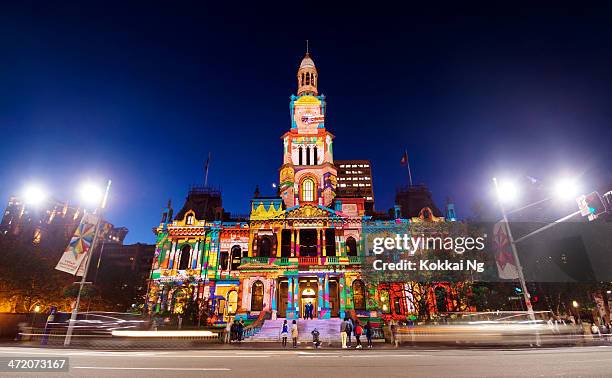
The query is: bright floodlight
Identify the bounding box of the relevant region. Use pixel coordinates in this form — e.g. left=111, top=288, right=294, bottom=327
left=496, top=180, right=519, bottom=203
left=23, top=185, right=47, bottom=206
left=79, top=182, right=104, bottom=207
left=553, top=177, right=579, bottom=200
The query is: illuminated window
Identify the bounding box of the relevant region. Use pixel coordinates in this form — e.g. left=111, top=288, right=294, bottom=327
left=251, top=280, right=264, bottom=311
left=302, top=178, right=315, bottom=202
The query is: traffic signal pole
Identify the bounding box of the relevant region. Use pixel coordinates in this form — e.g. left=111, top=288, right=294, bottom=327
left=493, top=178, right=536, bottom=323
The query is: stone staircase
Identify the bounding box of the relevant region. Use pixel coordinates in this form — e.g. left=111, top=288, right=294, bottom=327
left=245, top=318, right=342, bottom=344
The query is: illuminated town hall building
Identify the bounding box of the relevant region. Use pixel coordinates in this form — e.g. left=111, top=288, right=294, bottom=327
left=147, top=52, right=458, bottom=324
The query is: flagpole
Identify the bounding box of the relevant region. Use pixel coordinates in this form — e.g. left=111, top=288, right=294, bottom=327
left=64, top=180, right=112, bottom=346
left=405, top=149, right=413, bottom=187
left=204, top=152, right=211, bottom=187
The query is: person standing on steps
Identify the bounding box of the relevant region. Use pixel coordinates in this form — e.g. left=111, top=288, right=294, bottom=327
left=291, top=319, right=299, bottom=348
left=340, top=317, right=348, bottom=349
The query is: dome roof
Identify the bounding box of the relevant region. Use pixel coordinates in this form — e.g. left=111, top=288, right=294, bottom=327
left=300, top=53, right=316, bottom=69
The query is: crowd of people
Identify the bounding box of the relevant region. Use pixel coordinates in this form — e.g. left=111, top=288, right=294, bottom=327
left=225, top=316, right=375, bottom=349
left=224, top=318, right=246, bottom=343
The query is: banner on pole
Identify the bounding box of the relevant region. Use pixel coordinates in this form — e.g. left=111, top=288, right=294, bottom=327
left=55, top=213, right=100, bottom=275
left=493, top=220, right=519, bottom=279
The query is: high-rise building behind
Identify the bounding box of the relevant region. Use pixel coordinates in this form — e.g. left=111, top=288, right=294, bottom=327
left=335, top=160, right=375, bottom=214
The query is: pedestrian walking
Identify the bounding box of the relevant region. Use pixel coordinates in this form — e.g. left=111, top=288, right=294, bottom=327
left=365, top=320, right=373, bottom=348
left=224, top=318, right=233, bottom=343
left=238, top=319, right=245, bottom=342
left=280, top=320, right=289, bottom=348
left=340, top=317, right=348, bottom=349
left=291, top=320, right=299, bottom=348
left=354, top=321, right=363, bottom=349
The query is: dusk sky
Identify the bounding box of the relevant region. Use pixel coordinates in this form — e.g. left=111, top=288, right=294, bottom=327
left=1, top=2, right=611, bottom=243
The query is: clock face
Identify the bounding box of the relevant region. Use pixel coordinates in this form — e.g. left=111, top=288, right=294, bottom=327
left=294, top=104, right=321, bottom=132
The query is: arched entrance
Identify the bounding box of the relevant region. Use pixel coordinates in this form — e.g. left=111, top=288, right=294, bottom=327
left=300, top=286, right=317, bottom=318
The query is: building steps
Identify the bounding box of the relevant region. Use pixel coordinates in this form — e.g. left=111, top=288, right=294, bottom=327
left=245, top=318, right=343, bottom=343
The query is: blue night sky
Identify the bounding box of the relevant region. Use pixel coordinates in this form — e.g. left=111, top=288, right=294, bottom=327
left=1, top=3, right=611, bottom=244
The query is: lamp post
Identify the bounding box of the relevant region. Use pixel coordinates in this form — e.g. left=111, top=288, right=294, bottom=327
left=64, top=180, right=112, bottom=346
left=492, top=178, right=536, bottom=322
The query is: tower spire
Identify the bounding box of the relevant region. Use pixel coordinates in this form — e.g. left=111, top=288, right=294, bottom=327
left=306, top=39, right=309, bottom=54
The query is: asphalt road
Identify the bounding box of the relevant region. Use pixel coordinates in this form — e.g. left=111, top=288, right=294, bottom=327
left=1, top=345, right=611, bottom=377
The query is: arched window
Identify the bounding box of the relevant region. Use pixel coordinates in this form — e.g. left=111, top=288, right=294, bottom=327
left=301, top=178, right=315, bottom=202
left=219, top=251, right=229, bottom=270
left=306, top=72, right=310, bottom=85
left=178, top=245, right=191, bottom=270
left=230, top=245, right=242, bottom=270
left=227, top=290, right=238, bottom=315
left=306, top=146, right=311, bottom=165
left=352, top=280, right=366, bottom=311
left=313, top=146, right=318, bottom=165
left=258, top=236, right=271, bottom=257
left=346, top=236, right=357, bottom=256
left=298, top=146, right=303, bottom=165
left=251, top=280, right=264, bottom=311
left=186, top=214, right=195, bottom=225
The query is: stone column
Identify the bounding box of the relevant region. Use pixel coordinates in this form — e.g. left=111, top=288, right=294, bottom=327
left=317, top=275, right=324, bottom=318
left=324, top=274, right=330, bottom=318
left=293, top=276, right=300, bottom=319
left=339, top=274, right=346, bottom=319
left=296, top=230, right=301, bottom=256
left=290, top=229, right=296, bottom=257
left=270, top=278, right=277, bottom=319
left=168, top=241, right=177, bottom=269
left=316, top=229, right=321, bottom=257
left=322, top=229, right=327, bottom=257
left=287, top=276, right=293, bottom=319
left=276, top=231, right=282, bottom=257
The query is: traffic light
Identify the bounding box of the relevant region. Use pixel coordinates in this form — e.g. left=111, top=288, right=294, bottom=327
left=576, top=191, right=607, bottom=221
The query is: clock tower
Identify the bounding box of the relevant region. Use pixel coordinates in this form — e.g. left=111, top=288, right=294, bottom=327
left=279, top=52, right=337, bottom=208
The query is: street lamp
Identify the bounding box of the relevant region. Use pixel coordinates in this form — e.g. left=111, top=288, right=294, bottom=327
left=78, top=181, right=105, bottom=208
left=553, top=177, right=580, bottom=201
left=22, top=185, right=48, bottom=206
left=494, top=179, right=519, bottom=203
left=64, top=180, right=112, bottom=346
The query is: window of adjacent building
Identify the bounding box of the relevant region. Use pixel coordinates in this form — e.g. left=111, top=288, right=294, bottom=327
left=219, top=251, right=229, bottom=270
left=325, top=228, right=336, bottom=256
left=281, top=230, right=292, bottom=257
left=352, top=279, right=366, bottom=311
left=231, top=245, right=242, bottom=270
left=346, top=236, right=357, bottom=256
left=380, top=289, right=390, bottom=314
left=301, top=178, right=315, bottom=202
left=251, top=280, right=264, bottom=311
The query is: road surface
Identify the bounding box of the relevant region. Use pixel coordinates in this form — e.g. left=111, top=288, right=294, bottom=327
left=0, top=345, right=611, bottom=377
